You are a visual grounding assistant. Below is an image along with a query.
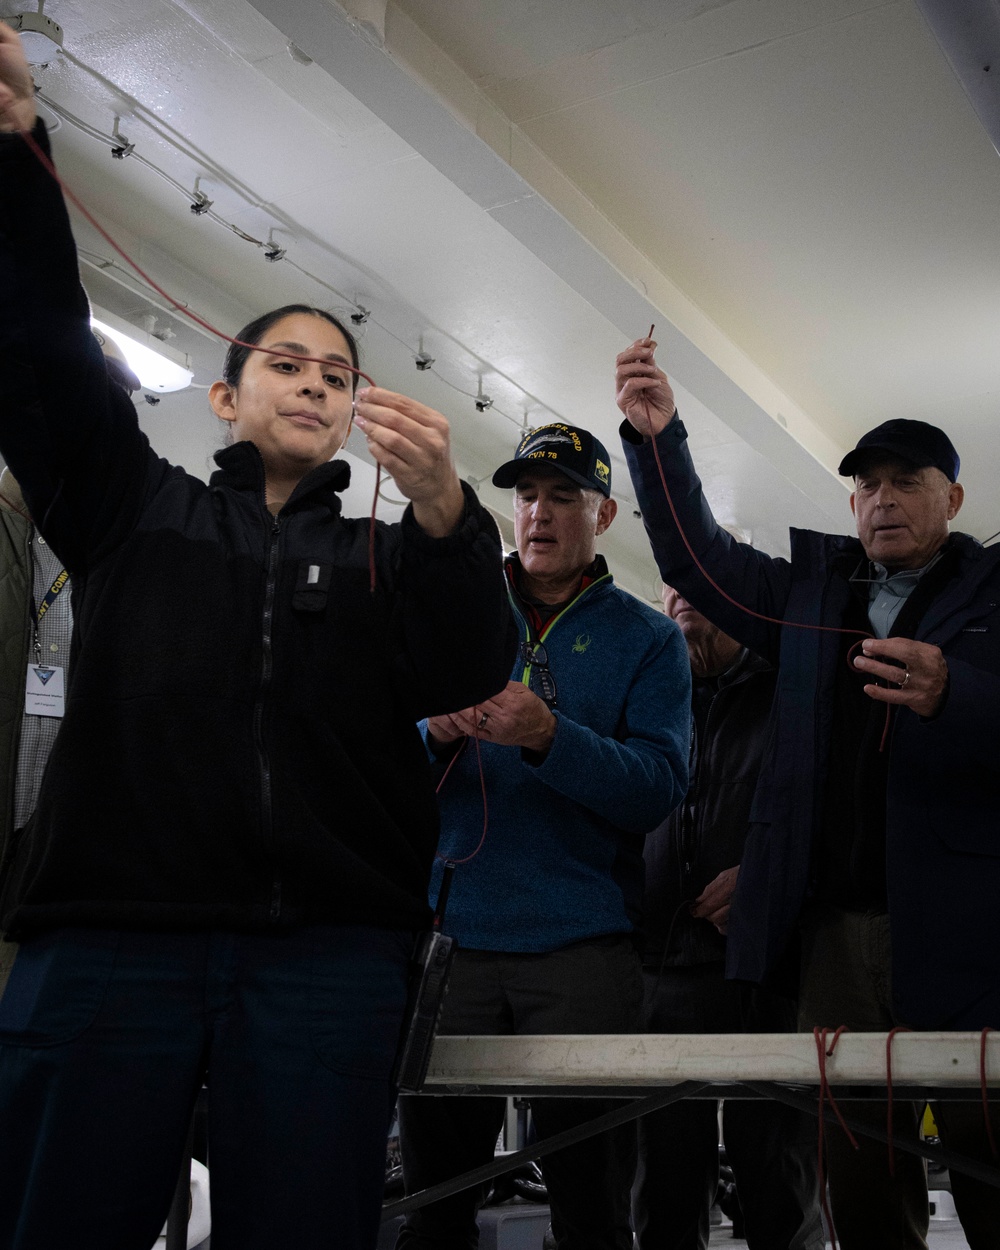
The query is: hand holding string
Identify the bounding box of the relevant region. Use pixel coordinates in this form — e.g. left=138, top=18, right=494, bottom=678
left=615, top=335, right=677, bottom=439
left=447, top=682, right=557, bottom=755
left=853, top=636, right=949, bottom=719
left=353, top=387, right=464, bottom=538
left=0, top=23, right=36, bottom=133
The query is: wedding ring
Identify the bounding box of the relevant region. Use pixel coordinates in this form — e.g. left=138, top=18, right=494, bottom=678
left=477, top=711, right=490, bottom=729
left=900, top=670, right=910, bottom=689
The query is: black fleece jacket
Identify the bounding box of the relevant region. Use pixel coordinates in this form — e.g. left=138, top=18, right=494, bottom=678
left=641, top=648, right=776, bottom=969
left=0, top=121, right=515, bottom=937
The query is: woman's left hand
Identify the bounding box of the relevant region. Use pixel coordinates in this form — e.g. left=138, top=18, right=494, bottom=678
left=353, top=387, right=465, bottom=537
left=0, top=24, right=37, bottom=133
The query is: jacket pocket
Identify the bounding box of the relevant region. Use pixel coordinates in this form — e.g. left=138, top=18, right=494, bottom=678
left=932, top=814, right=1000, bottom=859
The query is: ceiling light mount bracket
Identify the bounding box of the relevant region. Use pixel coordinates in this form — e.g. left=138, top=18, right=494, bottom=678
left=110, top=116, right=134, bottom=160
left=3, top=7, right=64, bottom=65
left=263, top=229, right=286, bottom=262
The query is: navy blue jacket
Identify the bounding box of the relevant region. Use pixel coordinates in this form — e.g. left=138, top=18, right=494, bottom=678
left=0, top=121, right=515, bottom=937
left=624, top=417, right=1000, bottom=1029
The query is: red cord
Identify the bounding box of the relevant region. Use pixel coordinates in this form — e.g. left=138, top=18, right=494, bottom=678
left=815, top=1026, right=859, bottom=1147
left=813, top=1027, right=834, bottom=1250
left=981, top=1028, right=999, bottom=1161
left=433, top=717, right=489, bottom=865
left=813, top=1026, right=858, bottom=1250
left=18, top=128, right=378, bottom=387
left=646, top=418, right=872, bottom=642
left=885, top=1025, right=912, bottom=1177
left=644, top=414, right=905, bottom=748
left=433, top=738, right=466, bottom=796
left=16, top=125, right=386, bottom=587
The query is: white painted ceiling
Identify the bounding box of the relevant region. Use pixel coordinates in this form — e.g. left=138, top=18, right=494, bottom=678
left=4, top=0, right=998, bottom=605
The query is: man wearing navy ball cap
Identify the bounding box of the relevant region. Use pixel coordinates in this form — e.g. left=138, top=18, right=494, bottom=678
left=396, top=421, right=691, bottom=1250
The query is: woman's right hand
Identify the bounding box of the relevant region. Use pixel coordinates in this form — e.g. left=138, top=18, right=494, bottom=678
left=352, top=387, right=466, bottom=538
left=615, top=336, right=677, bottom=439
left=0, top=24, right=36, bottom=133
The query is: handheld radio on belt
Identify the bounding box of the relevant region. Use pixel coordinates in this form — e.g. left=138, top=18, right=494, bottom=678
left=394, top=862, right=458, bottom=1092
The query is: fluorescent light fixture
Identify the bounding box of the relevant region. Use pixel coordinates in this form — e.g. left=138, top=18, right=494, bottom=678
left=90, top=316, right=194, bottom=394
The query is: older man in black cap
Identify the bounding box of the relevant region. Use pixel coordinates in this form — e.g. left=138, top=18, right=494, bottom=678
left=615, top=336, right=1000, bottom=1250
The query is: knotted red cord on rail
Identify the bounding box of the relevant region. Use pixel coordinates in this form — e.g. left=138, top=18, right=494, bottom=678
left=885, top=1025, right=912, bottom=1177
left=813, top=1026, right=858, bottom=1250
left=15, top=124, right=386, bottom=589
left=890, top=1028, right=998, bottom=1180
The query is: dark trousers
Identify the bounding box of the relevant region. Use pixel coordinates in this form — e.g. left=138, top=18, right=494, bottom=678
left=799, top=906, right=1000, bottom=1250
left=635, top=964, right=824, bottom=1250
left=0, top=924, right=412, bottom=1250
left=397, top=937, right=643, bottom=1250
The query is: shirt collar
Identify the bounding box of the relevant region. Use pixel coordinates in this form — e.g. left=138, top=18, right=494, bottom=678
left=849, top=546, right=946, bottom=597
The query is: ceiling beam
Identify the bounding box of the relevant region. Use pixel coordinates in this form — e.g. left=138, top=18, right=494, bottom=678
left=246, top=0, right=850, bottom=518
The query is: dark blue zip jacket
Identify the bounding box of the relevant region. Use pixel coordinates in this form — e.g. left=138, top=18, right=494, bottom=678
left=0, top=120, right=515, bottom=937
left=624, top=416, right=1000, bottom=1029
left=424, top=556, right=690, bottom=951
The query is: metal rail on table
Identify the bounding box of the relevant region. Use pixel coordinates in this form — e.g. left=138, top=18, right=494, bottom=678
left=161, top=1033, right=1000, bottom=1236
left=381, top=1031, right=1000, bottom=1220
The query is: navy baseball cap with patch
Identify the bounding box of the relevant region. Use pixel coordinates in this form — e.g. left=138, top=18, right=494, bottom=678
left=838, top=419, right=960, bottom=482
left=491, top=423, right=612, bottom=497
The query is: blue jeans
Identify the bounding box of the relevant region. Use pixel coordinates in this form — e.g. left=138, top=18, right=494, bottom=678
left=0, top=924, right=413, bottom=1250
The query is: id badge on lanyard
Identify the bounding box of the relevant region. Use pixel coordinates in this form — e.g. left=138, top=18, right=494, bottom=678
left=25, top=567, right=69, bottom=719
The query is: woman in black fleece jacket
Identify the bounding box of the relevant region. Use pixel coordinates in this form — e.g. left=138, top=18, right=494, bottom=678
left=0, top=27, right=513, bottom=1250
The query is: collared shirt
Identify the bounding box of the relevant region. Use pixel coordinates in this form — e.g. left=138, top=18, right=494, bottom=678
left=13, top=531, right=72, bottom=830
left=853, top=550, right=944, bottom=639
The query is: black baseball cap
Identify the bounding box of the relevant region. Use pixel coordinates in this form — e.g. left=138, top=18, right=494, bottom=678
left=838, top=419, right=960, bottom=482
left=491, top=423, right=612, bottom=497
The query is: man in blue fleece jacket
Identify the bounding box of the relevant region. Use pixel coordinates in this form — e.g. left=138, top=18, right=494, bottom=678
left=396, top=423, right=691, bottom=1250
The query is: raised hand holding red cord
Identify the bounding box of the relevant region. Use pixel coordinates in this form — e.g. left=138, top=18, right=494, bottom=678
left=611, top=331, right=932, bottom=753
left=0, top=21, right=36, bottom=134
left=615, top=336, right=677, bottom=439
